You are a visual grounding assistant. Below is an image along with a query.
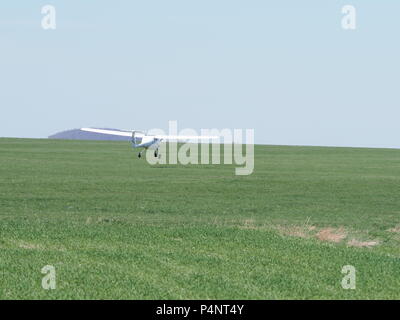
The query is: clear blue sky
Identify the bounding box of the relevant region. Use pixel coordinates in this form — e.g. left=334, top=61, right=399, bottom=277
left=1, top=1, right=399, bottom=147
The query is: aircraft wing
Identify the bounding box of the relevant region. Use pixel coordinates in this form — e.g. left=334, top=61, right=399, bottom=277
left=154, top=135, right=219, bottom=140
left=80, top=128, right=132, bottom=137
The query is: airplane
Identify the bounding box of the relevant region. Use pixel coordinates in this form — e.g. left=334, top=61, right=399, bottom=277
left=80, top=128, right=218, bottom=158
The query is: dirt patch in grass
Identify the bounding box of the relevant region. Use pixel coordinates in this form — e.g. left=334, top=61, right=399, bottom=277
left=276, top=225, right=312, bottom=238
left=274, top=217, right=316, bottom=239
left=239, top=221, right=379, bottom=249
left=242, top=219, right=256, bottom=229
left=18, top=241, right=43, bottom=250
left=239, top=219, right=267, bottom=231
left=347, top=239, right=379, bottom=248
left=7, top=239, right=67, bottom=252
left=388, top=226, right=400, bottom=233
left=239, top=219, right=316, bottom=237
left=96, top=217, right=125, bottom=224
left=316, top=228, right=347, bottom=243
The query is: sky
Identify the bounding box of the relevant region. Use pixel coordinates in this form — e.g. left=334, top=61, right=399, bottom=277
left=0, top=1, right=399, bottom=148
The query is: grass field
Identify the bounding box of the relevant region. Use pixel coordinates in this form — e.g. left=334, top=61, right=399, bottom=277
left=1, top=138, right=400, bottom=299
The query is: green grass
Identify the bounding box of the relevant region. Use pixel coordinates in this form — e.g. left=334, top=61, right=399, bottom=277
left=1, top=138, right=400, bottom=299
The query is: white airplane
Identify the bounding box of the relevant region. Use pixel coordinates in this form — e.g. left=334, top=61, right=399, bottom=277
left=81, top=128, right=218, bottom=158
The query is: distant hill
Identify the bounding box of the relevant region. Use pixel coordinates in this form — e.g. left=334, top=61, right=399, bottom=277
left=48, top=128, right=131, bottom=141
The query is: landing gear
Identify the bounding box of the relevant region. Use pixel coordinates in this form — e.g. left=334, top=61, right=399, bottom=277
left=154, top=149, right=161, bottom=159
left=137, top=148, right=161, bottom=159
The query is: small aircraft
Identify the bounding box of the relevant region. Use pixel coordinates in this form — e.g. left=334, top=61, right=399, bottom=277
left=81, top=128, right=218, bottom=158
